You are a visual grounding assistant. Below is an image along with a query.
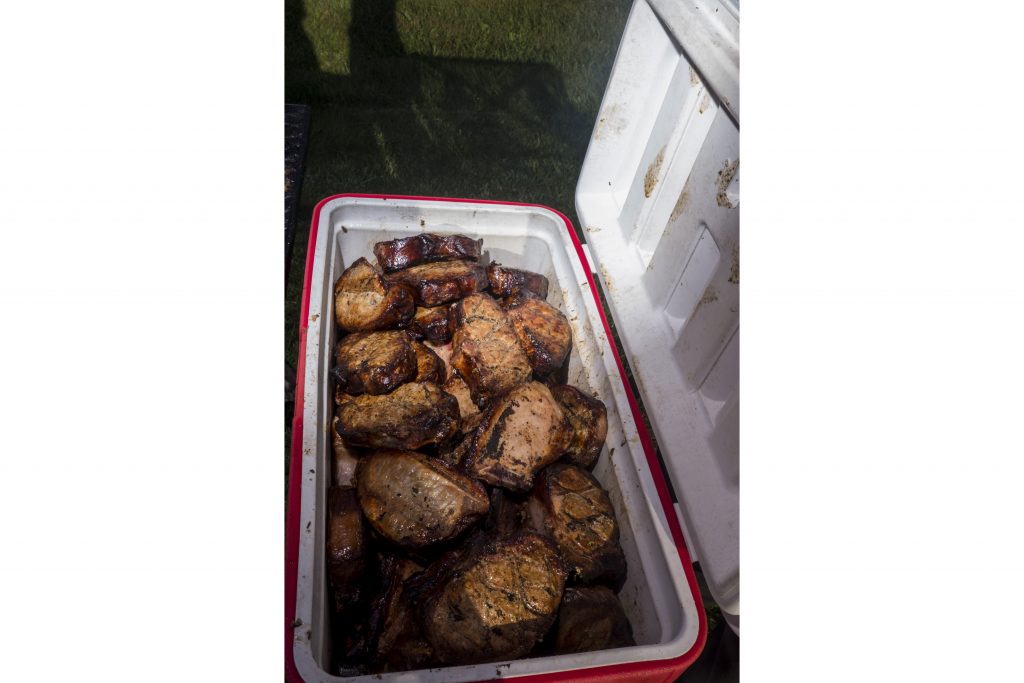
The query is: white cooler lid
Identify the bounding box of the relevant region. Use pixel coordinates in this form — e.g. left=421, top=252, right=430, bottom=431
left=575, top=0, right=740, bottom=618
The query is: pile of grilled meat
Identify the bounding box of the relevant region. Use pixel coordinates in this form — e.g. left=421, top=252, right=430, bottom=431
left=327, top=233, right=635, bottom=675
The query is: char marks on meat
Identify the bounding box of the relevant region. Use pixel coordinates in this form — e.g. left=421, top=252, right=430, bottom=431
left=487, top=263, right=549, bottom=299
left=333, top=330, right=416, bottom=396
left=449, top=293, right=533, bottom=406
left=356, top=449, right=489, bottom=548
left=326, top=487, right=367, bottom=612
left=528, top=464, right=626, bottom=587
left=374, top=233, right=483, bottom=273
left=385, top=260, right=487, bottom=307
left=408, top=305, right=453, bottom=344
left=470, top=381, right=572, bottom=492
left=336, top=382, right=460, bottom=450
left=504, top=292, right=572, bottom=376
left=550, top=385, right=608, bottom=469
left=553, top=586, right=635, bottom=654
left=417, top=531, right=566, bottom=665
left=334, top=257, right=415, bottom=332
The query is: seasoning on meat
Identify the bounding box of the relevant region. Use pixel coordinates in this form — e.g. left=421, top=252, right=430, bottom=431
left=356, top=449, right=489, bottom=548
left=550, top=385, right=608, bottom=469
left=470, top=381, right=572, bottom=492
left=528, top=464, right=627, bottom=587
left=416, top=531, right=567, bottom=665
left=449, top=293, right=532, bottom=407
left=336, top=382, right=460, bottom=450
left=334, top=257, right=416, bottom=332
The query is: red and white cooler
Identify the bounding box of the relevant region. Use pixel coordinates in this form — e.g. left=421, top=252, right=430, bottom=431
left=286, top=0, right=739, bottom=679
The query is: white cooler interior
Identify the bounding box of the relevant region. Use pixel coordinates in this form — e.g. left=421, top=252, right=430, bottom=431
left=293, top=196, right=700, bottom=682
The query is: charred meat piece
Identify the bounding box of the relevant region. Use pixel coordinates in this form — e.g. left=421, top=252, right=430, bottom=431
left=374, top=233, right=483, bottom=273
left=336, top=382, right=460, bottom=450
left=504, top=293, right=572, bottom=376
left=417, top=531, right=567, bottom=665
left=528, top=464, right=626, bottom=587
left=327, top=487, right=367, bottom=612
left=411, top=341, right=445, bottom=384
left=487, top=263, right=549, bottom=299
left=550, top=385, right=608, bottom=469
left=334, top=257, right=416, bottom=332
left=386, top=260, right=487, bottom=307
left=408, top=305, right=453, bottom=344
left=553, top=586, right=635, bottom=654
left=367, top=556, right=434, bottom=671
left=449, top=293, right=533, bottom=406
left=331, top=416, right=360, bottom=486
left=442, top=374, right=481, bottom=433
left=356, top=449, right=489, bottom=548
left=332, top=330, right=417, bottom=396
left=470, top=381, right=572, bottom=492
left=435, top=431, right=473, bottom=472
left=483, top=487, right=523, bottom=538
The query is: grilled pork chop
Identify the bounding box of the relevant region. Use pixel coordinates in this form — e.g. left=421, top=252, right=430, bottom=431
left=333, top=330, right=417, bottom=396
left=550, top=385, right=608, bottom=469
left=386, top=260, right=487, bottom=307
left=424, top=341, right=452, bottom=379
left=326, top=486, right=367, bottom=612
left=356, top=449, right=489, bottom=548
left=373, top=233, right=483, bottom=273
left=553, top=586, right=635, bottom=654
left=469, top=381, right=572, bottom=492
left=411, top=341, right=445, bottom=384
left=367, top=556, right=433, bottom=672
left=408, top=305, right=453, bottom=344
left=334, top=257, right=416, bottom=332
left=487, top=263, right=550, bottom=299
left=528, top=464, right=627, bottom=587
left=336, top=382, right=460, bottom=450
left=504, top=292, right=572, bottom=376
left=449, top=293, right=532, bottom=406
left=415, top=531, right=567, bottom=665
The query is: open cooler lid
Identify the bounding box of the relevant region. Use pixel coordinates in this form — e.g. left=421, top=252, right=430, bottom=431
left=575, top=0, right=740, bottom=619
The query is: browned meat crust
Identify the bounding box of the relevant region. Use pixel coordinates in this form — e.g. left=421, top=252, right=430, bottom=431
left=469, top=381, right=572, bottom=492
left=334, top=257, right=416, bottom=332
left=449, top=293, right=532, bottom=406
left=373, top=233, right=483, bottom=273
left=356, top=449, right=490, bottom=548
left=333, top=330, right=417, bottom=395
left=553, top=586, right=635, bottom=654
left=336, top=382, right=460, bottom=449
left=487, top=263, right=550, bottom=299
left=386, top=260, right=487, bottom=307
left=326, top=486, right=367, bottom=612
left=550, top=385, right=608, bottom=469
left=504, top=292, right=572, bottom=376
left=528, top=464, right=626, bottom=587
left=411, top=341, right=445, bottom=384
left=442, top=374, right=481, bottom=433
left=415, top=531, right=567, bottom=664
left=408, top=305, right=453, bottom=344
